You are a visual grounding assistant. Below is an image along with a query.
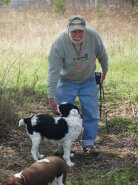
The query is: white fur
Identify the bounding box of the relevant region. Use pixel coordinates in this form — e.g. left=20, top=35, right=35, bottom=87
left=61, top=111, right=82, bottom=166
left=37, top=158, right=50, bottom=163
left=56, top=175, right=64, bottom=185
left=14, top=171, right=23, bottom=178
left=20, top=109, right=82, bottom=167
left=50, top=175, right=64, bottom=185
left=18, top=119, right=25, bottom=127
left=31, top=115, right=38, bottom=126
left=54, top=116, right=62, bottom=124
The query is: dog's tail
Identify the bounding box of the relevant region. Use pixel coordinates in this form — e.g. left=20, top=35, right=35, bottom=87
left=18, top=119, right=26, bottom=127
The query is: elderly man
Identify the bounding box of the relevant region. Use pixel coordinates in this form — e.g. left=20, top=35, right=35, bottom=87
left=47, top=15, right=108, bottom=156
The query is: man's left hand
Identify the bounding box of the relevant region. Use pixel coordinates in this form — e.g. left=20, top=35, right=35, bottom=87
left=100, top=73, right=106, bottom=83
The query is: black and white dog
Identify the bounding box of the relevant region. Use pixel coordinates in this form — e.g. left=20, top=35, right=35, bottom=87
left=19, top=102, right=82, bottom=167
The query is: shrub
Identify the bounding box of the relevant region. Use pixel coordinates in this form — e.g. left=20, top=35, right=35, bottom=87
left=53, top=0, right=66, bottom=13
left=0, top=0, right=11, bottom=5
left=0, top=94, right=18, bottom=139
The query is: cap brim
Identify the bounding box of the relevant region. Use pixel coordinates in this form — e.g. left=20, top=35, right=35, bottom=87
left=68, top=25, right=85, bottom=31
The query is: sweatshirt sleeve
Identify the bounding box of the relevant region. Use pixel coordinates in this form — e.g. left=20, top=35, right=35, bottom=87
left=47, top=38, right=63, bottom=98
left=96, top=34, right=108, bottom=74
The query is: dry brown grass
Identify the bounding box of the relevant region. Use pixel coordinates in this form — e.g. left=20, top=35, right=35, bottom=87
left=0, top=4, right=137, bottom=56
left=0, top=95, right=18, bottom=139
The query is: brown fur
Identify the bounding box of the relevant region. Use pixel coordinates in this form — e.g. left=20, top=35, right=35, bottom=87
left=1, top=156, right=67, bottom=185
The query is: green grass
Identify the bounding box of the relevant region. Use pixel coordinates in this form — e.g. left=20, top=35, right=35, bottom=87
left=0, top=49, right=48, bottom=92
left=100, top=116, right=138, bottom=136
left=0, top=36, right=137, bottom=103
left=104, top=38, right=138, bottom=102
left=67, top=164, right=138, bottom=185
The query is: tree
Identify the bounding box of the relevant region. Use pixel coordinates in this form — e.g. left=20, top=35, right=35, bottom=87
left=87, top=0, right=99, bottom=5
left=131, top=0, right=135, bottom=6
left=0, top=0, right=10, bottom=5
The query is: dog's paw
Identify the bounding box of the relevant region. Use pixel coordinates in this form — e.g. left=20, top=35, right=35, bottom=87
left=38, top=154, right=45, bottom=159
left=66, top=161, right=75, bottom=167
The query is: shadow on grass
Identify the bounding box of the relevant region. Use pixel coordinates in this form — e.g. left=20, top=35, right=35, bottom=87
left=67, top=151, right=137, bottom=185
left=99, top=116, right=137, bottom=136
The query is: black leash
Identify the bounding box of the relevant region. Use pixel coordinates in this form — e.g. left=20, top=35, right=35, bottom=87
left=95, top=72, right=109, bottom=134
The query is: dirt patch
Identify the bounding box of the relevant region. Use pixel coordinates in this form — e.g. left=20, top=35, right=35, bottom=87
left=0, top=104, right=137, bottom=183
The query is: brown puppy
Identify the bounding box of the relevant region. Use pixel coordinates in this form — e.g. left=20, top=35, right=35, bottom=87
left=1, top=156, right=67, bottom=185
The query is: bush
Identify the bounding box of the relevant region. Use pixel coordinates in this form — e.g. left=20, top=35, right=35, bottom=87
left=0, top=0, right=11, bottom=5
left=53, top=0, right=66, bottom=13
left=0, top=94, right=18, bottom=139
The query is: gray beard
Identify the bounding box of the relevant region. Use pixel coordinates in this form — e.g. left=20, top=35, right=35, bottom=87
left=69, top=31, right=85, bottom=45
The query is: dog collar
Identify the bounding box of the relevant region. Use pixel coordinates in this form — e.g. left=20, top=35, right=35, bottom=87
left=21, top=173, right=28, bottom=185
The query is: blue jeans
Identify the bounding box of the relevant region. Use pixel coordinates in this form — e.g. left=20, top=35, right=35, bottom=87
left=55, top=75, right=98, bottom=147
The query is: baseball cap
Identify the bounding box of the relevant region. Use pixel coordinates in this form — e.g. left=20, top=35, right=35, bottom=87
left=68, top=15, right=86, bottom=31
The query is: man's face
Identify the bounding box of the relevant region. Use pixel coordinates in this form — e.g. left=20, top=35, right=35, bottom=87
left=70, top=29, right=84, bottom=44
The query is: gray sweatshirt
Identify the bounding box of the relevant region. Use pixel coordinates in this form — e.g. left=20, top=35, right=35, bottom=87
left=48, top=27, right=108, bottom=98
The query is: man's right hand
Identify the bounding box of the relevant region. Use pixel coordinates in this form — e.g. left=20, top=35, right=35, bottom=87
left=48, top=98, right=58, bottom=115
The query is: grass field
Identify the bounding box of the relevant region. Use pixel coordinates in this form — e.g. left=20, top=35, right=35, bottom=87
left=0, top=3, right=138, bottom=185
left=0, top=4, right=137, bottom=101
